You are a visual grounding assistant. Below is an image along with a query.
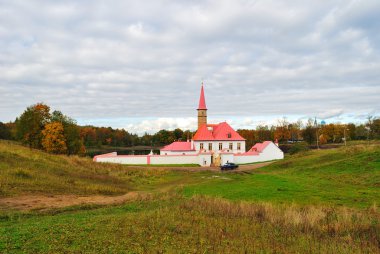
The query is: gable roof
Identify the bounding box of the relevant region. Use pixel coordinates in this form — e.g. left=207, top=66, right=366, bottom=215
left=160, top=141, right=194, bottom=151
left=193, top=122, right=245, bottom=141
left=250, top=141, right=272, bottom=152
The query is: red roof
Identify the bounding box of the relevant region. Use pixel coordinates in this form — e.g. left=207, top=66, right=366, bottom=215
left=197, top=84, right=207, bottom=110
left=160, top=141, right=194, bottom=151
left=193, top=122, right=245, bottom=141
left=250, top=141, right=272, bottom=152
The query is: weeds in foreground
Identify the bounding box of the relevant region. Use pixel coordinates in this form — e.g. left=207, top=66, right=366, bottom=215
left=1, top=194, right=379, bottom=253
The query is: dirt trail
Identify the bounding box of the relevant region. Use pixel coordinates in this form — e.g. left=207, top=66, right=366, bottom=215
left=0, top=161, right=272, bottom=211
left=0, top=191, right=149, bottom=211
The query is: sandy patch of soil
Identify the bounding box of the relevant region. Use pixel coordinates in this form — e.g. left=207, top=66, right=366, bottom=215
left=0, top=191, right=148, bottom=211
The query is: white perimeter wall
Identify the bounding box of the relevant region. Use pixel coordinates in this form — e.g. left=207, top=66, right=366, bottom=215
left=96, top=156, right=147, bottom=164
left=150, top=155, right=198, bottom=165
left=95, top=154, right=212, bottom=167
left=94, top=142, right=283, bottom=167
left=258, top=142, right=284, bottom=161
left=160, top=151, right=198, bottom=155
left=220, top=154, right=234, bottom=165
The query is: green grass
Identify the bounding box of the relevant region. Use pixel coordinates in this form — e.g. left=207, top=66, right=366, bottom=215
left=1, top=140, right=380, bottom=253
left=184, top=145, right=380, bottom=208
left=0, top=194, right=378, bottom=253
left=0, top=140, right=192, bottom=197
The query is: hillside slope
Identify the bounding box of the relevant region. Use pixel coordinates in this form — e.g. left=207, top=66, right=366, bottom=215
left=0, top=140, right=173, bottom=197
left=184, top=144, right=380, bottom=208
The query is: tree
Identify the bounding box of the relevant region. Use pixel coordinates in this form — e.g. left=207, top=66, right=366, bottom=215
left=274, top=118, right=291, bottom=142
left=41, top=122, right=67, bottom=154
left=173, top=128, right=184, bottom=141
left=319, top=134, right=328, bottom=145
left=15, top=103, right=51, bottom=148
left=372, top=118, right=380, bottom=139
left=51, top=110, right=84, bottom=155
left=80, top=127, right=97, bottom=146
left=0, top=122, right=11, bottom=140
left=256, top=125, right=272, bottom=142
left=302, top=118, right=316, bottom=145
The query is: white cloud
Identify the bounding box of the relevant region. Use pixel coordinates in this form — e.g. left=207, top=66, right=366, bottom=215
left=126, top=117, right=198, bottom=134
left=0, top=0, right=379, bottom=130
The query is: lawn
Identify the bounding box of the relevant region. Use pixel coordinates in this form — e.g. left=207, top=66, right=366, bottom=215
left=1, top=194, right=379, bottom=253
left=184, top=145, right=380, bottom=208
left=0, top=140, right=379, bottom=253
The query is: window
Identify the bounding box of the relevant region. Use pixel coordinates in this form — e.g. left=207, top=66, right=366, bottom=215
left=237, top=143, right=241, bottom=150
left=219, top=143, right=223, bottom=150
left=229, top=143, right=233, bottom=150
left=208, top=143, right=212, bottom=151
left=200, top=143, right=204, bottom=150
left=227, top=132, right=231, bottom=138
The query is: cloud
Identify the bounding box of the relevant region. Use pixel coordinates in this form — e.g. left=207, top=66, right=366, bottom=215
left=125, top=117, right=197, bottom=134
left=0, top=0, right=379, bottom=133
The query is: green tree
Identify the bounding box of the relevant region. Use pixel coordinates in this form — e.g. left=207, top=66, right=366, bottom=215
left=15, top=103, right=51, bottom=148
left=51, top=110, right=84, bottom=155
left=173, top=128, right=184, bottom=141
left=302, top=119, right=316, bottom=145
left=0, top=122, right=12, bottom=140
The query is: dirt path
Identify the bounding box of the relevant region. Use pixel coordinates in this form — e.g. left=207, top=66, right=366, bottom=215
left=0, top=191, right=149, bottom=211
left=0, top=162, right=272, bottom=211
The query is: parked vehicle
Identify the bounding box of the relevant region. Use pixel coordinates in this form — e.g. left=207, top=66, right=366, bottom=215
left=220, top=162, right=239, bottom=170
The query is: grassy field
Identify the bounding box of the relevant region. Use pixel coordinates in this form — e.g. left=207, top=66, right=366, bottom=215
left=0, top=140, right=379, bottom=253
left=184, top=145, right=380, bottom=208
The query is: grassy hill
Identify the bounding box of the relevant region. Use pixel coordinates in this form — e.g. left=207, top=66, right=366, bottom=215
left=184, top=144, right=380, bottom=208
left=0, top=140, right=192, bottom=197
left=0, top=140, right=379, bottom=253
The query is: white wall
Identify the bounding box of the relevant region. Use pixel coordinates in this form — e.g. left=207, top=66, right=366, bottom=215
left=96, top=155, right=148, bottom=164
left=150, top=155, right=198, bottom=165
left=93, top=142, right=283, bottom=167
left=257, top=142, right=284, bottom=161
left=198, top=154, right=212, bottom=167
left=234, top=142, right=284, bottom=164
left=220, top=154, right=234, bottom=165
left=94, top=153, right=211, bottom=167
left=160, top=150, right=198, bottom=155
left=234, top=154, right=262, bottom=164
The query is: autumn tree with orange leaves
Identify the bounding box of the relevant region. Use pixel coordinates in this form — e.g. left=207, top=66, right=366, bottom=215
left=41, top=122, right=68, bottom=154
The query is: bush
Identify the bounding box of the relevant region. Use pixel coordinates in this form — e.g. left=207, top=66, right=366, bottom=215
left=289, top=142, right=310, bottom=155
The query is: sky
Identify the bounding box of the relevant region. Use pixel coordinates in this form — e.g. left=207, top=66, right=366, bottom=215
left=1, top=0, right=379, bottom=135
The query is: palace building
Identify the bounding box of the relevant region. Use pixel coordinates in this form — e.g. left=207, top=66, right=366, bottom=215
left=94, top=83, right=284, bottom=166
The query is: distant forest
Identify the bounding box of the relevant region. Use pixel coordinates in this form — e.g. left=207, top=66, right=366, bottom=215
left=1, top=103, right=379, bottom=156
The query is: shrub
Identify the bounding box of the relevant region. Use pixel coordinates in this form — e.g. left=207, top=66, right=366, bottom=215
left=289, top=142, right=310, bottom=155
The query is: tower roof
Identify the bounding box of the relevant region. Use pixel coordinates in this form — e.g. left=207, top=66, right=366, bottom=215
left=197, top=83, right=207, bottom=110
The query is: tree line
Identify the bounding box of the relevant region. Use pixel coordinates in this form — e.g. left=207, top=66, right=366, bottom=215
left=237, top=117, right=380, bottom=149
left=1, top=103, right=379, bottom=155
